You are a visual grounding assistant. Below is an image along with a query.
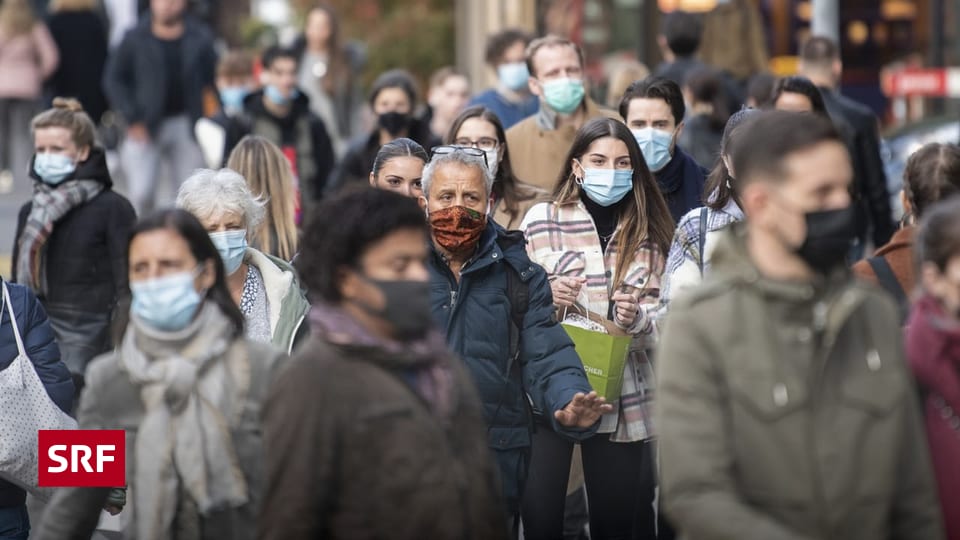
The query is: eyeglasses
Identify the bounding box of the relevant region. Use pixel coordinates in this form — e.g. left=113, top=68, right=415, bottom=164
left=430, top=145, right=488, bottom=167
left=452, top=137, right=500, bottom=151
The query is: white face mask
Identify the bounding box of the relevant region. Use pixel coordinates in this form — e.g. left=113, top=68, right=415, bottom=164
left=484, top=148, right=499, bottom=177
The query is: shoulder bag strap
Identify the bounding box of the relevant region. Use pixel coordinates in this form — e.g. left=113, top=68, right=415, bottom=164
left=698, top=207, right=709, bottom=276
left=866, top=256, right=908, bottom=322
left=2, top=282, right=26, bottom=359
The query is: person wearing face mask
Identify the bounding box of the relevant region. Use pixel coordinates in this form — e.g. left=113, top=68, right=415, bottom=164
left=906, top=197, right=960, bottom=540
left=506, top=35, right=619, bottom=193
left=421, top=147, right=610, bottom=533
left=12, top=98, right=136, bottom=405
left=659, top=108, right=758, bottom=309
left=35, top=208, right=287, bottom=540
left=194, top=50, right=257, bottom=169
left=656, top=111, right=945, bottom=540
left=228, top=46, right=335, bottom=213
left=258, top=188, right=508, bottom=539
left=468, top=28, right=539, bottom=130
left=445, top=105, right=549, bottom=230
left=519, top=118, right=675, bottom=540
left=102, top=0, right=213, bottom=214
left=327, top=68, right=440, bottom=193
left=621, top=76, right=708, bottom=224
left=175, top=168, right=310, bottom=355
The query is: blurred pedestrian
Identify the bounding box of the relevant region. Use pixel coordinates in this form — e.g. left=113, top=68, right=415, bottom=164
left=425, top=67, right=471, bottom=141
left=800, top=36, right=895, bottom=250
left=679, top=67, right=730, bottom=170
left=11, top=98, right=135, bottom=397
left=103, top=0, right=214, bottom=214
left=699, top=0, right=767, bottom=84
left=660, top=108, right=758, bottom=307
left=654, top=10, right=705, bottom=89
left=906, top=195, right=960, bottom=540
left=469, top=28, right=539, bottom=130
left=35, top=208, right=287, bottom=540
left=176, top=168, right=310, bottom=354
left=0, top=0, right=58, bottom=193
left=422, top=147, right=609, bottom=532
left=772, top=76, right=828, bottom=116
left=258, top=188, right=509, bottom=540
left=621, top=76, right=707, bottom=223
left=446, top=105, right=549, bottom=229
left=519, top=117, right=674, bottom=540
left=45, top=0, right=109, bottom=125
left=292, top=4, right=361, bottom=155
left=368, top=137, right=428, bottom=199
left=0, top=276, right=73, bottom=540
left=853, top=143, right=960, bottom=321
left=228, top=46, right=335, bottom=212
left=195, top=50, right=257, bottom=168
left=745, top=71, right=774, bottom=108
left=329, top=69, right=438, bottom=191
left=507, top=35, right=618, bottom=192
left=657, top=111, right=944, bottom=540
left=226, top=135, right=300, bottom=261
left=605, top=59, right=649, bottom=110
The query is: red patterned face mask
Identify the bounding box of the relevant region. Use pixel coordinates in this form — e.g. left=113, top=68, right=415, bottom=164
left=428, top=205, right=487, bottom=257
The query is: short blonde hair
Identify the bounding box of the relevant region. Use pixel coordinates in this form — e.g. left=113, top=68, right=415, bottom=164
left=31, top=97, right=97, bottom=149
left=525, top=35, right=585, bottom=78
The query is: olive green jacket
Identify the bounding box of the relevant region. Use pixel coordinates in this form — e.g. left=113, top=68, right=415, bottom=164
left=656, top=223, right=944, bottom=540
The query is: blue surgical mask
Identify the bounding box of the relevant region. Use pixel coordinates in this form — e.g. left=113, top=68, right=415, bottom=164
left=541, top=77, right=585, bottom=115
left=632, top=127, right=674, bottom=172
left=209, top=230, right=248, bottom=276
left=498, top=62, right=530, bottom=91
left=265, top=85, right=299, bottom=106
left=130, top=270, right=203, bottom=332
left=579, top=166, right=634, bottom=206
left=33, top=153, right=76, bottom=185
left=219, top=86, right=248, bottom=112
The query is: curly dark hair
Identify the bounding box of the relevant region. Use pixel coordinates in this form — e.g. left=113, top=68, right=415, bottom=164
left=296, top=187, right=428, bottom=303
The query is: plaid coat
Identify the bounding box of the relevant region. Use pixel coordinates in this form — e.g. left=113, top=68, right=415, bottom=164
left=520, top=200, right=665, bottom=442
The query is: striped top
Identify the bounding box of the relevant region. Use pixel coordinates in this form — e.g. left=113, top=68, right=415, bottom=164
left=520, top=200, right=664, bottom=441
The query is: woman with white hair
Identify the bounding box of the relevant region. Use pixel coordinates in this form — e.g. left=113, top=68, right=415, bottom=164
left=176, top=168, right=310, bottom=354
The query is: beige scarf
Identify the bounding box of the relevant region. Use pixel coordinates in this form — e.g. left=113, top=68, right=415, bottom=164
left=120, top=303, right=250, bottom=540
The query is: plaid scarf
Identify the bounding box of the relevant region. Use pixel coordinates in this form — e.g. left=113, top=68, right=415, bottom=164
left=15, top=180, right=104, bottom=293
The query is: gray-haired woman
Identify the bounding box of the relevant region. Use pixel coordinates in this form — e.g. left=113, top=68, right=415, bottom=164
left=176, top=168, right=310, bottom=354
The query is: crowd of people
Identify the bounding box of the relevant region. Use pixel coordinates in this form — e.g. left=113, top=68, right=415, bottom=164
left=1, top=0, right=959, bottom=539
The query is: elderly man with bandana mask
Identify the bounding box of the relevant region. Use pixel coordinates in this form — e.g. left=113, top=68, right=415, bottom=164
left=419, top=146, right=610, bottom=530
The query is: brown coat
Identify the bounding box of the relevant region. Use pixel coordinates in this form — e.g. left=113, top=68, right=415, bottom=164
left=257, top=333, right=508, bottom=540
left=852, top=226, right=915, bottom=295
left=491, top=181, right=552, bottom=230
left=505, top=98, right=619, bottom=193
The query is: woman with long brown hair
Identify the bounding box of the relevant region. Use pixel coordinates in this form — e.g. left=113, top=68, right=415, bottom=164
left=226, top=135, right=300, bottom=261
left=519, top=117, right=674, bottom=539
left=445, top=105, right=549, bottom=230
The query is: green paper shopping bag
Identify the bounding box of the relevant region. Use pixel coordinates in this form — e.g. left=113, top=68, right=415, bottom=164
left=560, top=306, right=632, bottom=402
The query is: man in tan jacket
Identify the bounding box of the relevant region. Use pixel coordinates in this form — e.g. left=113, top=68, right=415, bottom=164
left=656, top=110, right=944, bottom=540
left=506, top=35, right=617, bottom=193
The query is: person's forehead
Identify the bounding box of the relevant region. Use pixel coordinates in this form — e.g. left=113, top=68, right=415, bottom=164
left=627, top=98, right=673, bottom=120
left=533, top=44, right=580, bottom=69
left=270, top=58, right=297, bottom=71
left=431, top=162, right=486, bottom=188
left=457, top=117, right=497, bottom=138
left=364, top=228, right=428, bottom=260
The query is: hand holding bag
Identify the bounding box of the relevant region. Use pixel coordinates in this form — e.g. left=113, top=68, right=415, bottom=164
left=560, top=291, right=632, bottom=402
left=0, top=281, right=78, bottom=502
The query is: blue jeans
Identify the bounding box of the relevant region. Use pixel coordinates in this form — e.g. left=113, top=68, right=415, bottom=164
left=0, top=504, right=29, bottom=540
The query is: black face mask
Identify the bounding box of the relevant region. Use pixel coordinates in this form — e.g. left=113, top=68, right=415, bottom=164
left=353, top=274, right=433, bottom=342
left=378, top=112, right=412, bottom=137
left=796, top=206, right=857, bottom=274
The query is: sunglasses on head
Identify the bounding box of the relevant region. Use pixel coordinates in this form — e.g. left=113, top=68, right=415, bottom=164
left=430, top=145, right=489, bottom=167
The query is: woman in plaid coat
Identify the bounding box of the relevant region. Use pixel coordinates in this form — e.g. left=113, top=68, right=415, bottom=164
left=519, top=117, right=675, bottom=539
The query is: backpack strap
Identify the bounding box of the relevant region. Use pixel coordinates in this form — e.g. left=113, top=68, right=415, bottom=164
left=505, top=263, right=529, bottom=372
left=867, top=256, right=908, bottom=323
left=698, top=206, right=708, bottom=276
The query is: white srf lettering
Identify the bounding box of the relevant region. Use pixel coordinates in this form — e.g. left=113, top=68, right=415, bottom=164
left=48, top=445, right=68, bottom=473
left=74, top=445, right=93, bottom=472
left=96, top=445, right=115, bottom=472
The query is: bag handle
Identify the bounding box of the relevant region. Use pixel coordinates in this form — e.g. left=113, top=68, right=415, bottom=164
left=2, top=282, right=26, bottom=359
left=560, top=283, right=590, bottom=322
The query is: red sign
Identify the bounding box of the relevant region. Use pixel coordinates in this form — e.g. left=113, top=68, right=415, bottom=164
left=38, top=430, right=125, bottom=487
left=883, top=69, right=948, bottom=97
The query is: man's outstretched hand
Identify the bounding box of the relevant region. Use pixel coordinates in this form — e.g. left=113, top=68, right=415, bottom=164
left=555, top=391, right=613, bottom=429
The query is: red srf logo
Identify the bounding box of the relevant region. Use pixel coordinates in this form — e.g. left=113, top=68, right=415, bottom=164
left=38, top=430, right=125, bottom=487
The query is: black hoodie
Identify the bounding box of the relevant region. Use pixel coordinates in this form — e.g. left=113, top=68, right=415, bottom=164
left=12, top=148, right=136, bottom=316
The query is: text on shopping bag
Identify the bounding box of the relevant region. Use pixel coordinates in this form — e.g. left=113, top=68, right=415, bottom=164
left=38, top=430, right=125, bottom=487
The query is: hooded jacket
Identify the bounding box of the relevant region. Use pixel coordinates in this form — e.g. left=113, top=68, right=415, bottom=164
left=0, top=279, right=73, bottom=507
left=656, top=223, right=944, bottom=540
left=12, top=149, right=136, bottom=374
left=905, top=295, right=960, bottom=540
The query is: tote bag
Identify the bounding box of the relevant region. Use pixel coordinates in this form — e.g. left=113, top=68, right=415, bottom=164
left=0, top=282, right=78, bottom=502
